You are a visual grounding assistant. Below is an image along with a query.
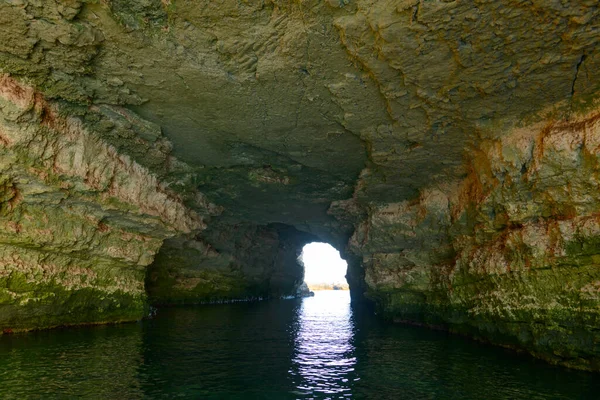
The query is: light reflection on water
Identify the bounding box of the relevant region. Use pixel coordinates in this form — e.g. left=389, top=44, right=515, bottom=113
left=289, top=291, right=356, bottom=398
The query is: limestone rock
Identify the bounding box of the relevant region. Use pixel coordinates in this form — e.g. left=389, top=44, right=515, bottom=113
left=0, top=0, right=600, bottom=371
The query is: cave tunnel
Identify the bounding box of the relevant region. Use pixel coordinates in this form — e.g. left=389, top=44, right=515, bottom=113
left=145, top=222, right=361, bottom=306
left=1, top=1, right=600, bottom=396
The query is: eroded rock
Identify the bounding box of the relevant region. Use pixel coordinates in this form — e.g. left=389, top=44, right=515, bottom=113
left=0, top=0, right=600, bottom=371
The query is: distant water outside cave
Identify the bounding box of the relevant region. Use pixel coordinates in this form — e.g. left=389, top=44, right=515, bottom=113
left=300, top=242, right=349, bottom=291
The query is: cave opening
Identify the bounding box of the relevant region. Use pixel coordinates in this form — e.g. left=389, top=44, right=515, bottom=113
left=299, top=242, right=349, bottom=291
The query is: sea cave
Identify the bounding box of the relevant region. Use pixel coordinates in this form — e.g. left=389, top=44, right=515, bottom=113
left=0, top=0, right=600, bottom=397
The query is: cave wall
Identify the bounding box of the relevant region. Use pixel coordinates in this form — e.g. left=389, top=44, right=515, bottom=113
left=0, top=75, right=206, bottom=330
left=351, top=112, right=600, bottom=371
left=146, top=223, right=318, bottom=304
left=0, top=73, right=317, bottom=330
left=0, top=0, right=600, bottom=371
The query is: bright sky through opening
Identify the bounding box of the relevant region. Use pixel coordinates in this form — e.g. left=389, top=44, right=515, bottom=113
left=301, top=242, right=348, bottom=285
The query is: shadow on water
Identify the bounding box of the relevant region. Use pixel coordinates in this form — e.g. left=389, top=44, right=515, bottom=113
left=0, top=323, right=146, bottom=398
left=0, top=291, right=598, bottom=399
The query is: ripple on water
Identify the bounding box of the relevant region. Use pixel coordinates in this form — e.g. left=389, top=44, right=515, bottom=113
left=290, top=291, right=357, bottom=398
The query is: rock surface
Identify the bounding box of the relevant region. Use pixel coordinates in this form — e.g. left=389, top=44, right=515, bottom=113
left=1, top=0, right=600, bottom=370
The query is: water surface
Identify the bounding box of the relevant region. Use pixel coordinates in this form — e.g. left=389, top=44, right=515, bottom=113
left=0, top=291, right=597, bottom=399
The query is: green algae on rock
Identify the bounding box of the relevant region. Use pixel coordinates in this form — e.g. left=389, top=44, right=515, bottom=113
left=352, top=112, right=600, bottom=371
left=0, top=74, right=206, bottom=331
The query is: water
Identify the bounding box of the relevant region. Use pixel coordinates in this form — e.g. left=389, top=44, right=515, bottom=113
left=0, top=291, right=597, bottom=399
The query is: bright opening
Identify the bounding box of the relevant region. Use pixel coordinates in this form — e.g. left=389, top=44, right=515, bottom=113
left=299, top=242, right=348, bottom=291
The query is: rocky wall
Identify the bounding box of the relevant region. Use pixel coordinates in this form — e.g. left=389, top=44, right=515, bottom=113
left=1, top=0, right=600, bottom=372
left=352, top=110, right=600, bottom=371
left=0, top=75, right=206, bottom=331
left=146, top=223, right=318, bottom=304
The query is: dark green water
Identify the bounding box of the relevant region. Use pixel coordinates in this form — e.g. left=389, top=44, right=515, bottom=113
left=0, top=291, right=597, bottom=399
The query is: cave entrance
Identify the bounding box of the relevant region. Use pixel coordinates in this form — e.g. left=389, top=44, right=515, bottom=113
left=299, top=242, right=348, bottom=291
